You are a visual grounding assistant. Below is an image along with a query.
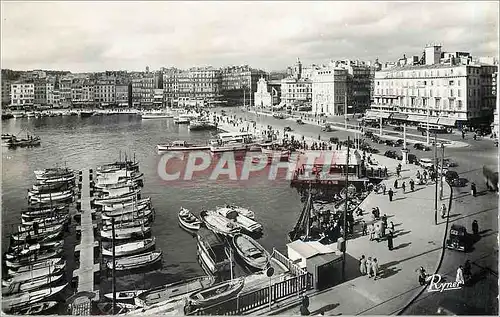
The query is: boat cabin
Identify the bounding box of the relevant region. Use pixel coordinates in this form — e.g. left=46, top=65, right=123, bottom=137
left=216, top=132, right=254, bottom=144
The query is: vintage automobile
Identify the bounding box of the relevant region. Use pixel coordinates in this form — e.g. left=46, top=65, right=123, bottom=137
left=296, top=119, right=305, bottom=125
left=446, top=224, right=470, bottom=252
left=419, top=158, right=434, bottom=169
left=321, top=124, right=334, bottom=132
left=284, top=126, right=293, bottom=132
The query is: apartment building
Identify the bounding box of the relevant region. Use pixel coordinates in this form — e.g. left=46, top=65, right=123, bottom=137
left=10, top=82, right=34, bottom=107
left=94, top=79, right=116, bottom=106
left=370, top=45, right=498, bottom=126
left=311, top=63, right=348, bottom=115
left=115, top=83, right=130, bottom=107
left=2, top=80, right=12, bottom=106
left=280, top=59, right=312, bottom=107
left=220, top=65, right=267, bottom=105
left=59, top=77, right=73, bottom=107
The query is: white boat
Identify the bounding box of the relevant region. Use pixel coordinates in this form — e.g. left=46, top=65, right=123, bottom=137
left=3, top=263, right=64, bottom=285
left=104, top=290, right=146, bottom=301
left=11, top=225, right=64, bottom=242
left=12, top=112, right=26, bottom=119
left=210, top=141, right=248, bottom=153
left=157, top=140, right=210, bottom=152
left=216, top=207, right=262, bottom=234
left=10, top=300, right=59, bottom=315
left=93, top=190, right=141, bottom=205
left=211, top=132, right=254, bottom=144
left=232, top=234, right=271, bottom=270
left=28, top=191, right=73, bottom=204
left=178, top=207, right=202, bottom=231
left=2, top=283, right=67, bottom=313
left=141, top=111, right=173, bottom=119
left=219, top=204, right=255, bottom=219
left=196, top=228, right=232, bottom=276
left=7, top=259, right=63, bottom=276
left=100, top=226, right=151, bottom=240
left=28, top=189, right=73, bottom=198
left=199, top=210, right=240, bottom=236
left=185, top=278, right=245, bottom=313
left=188, top=120, right=217, bottom=131
left=134, top=276, right=215, bottom=307
left=2, top=274, right=64, bottom=295
left=102, top=208, right=154, bottom=222
left=34, top=168, right=74, bottom=180
left=37, top=174, right=75, bottom=184
left=101, top=197, right=151, bottom=211
left=5, top=249, right=63, bottom=269
left=101, top=218, right=150, bottom=231
left=102, top=237, right=155, bottom=257
left=106, top=251, right=162, bottom=271
left=6, top=241, right=64, bottom=260
left=174, top=113, right=199, bottom=124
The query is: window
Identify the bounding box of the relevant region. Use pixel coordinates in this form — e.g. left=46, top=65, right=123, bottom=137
left=458, top=80, right=461, bottom=86
left=450, top=89, right=454, bottom=97
left=436, top=98, right=441, bottom=108
left=458, top=89, right=461, bottom=97
left=449, top=80, right=454, bottom=86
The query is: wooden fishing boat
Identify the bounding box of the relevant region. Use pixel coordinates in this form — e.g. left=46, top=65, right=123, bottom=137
left=178, top=207, right=202, bottom=231
left=5, top=248, right=63, bottom=269
left=101, top=197, right=151, bottom=211
left=196, top=228, right=232, bottom=276
left=3, top=262, right=65, bottom=285
left=21, top=206, right=68, bottom=219
left=100, top=226, right=151, bottom=240
left=185, top=278, right=245, bottom=312
left=8, top=240, right=64, bottom=255
left=216, top=207, right=262, bottom=234
left=6, top=241, right=64, bottom=260
left=12, top=224, right=64, bottom=241
left=106, top=251, right=162, bottom=271
left=199, top=210, right=240, bottom=236
left=104, top=290, right=145, bottom=301
left=29, top=192, right=73, bottom=204
left=32, top=180, right=75, bottom=193
left=28, top=189, right=73, bottom=198
left=93, top=190, right=141, bottom=205
left=2, top=274, right=64, bottom=295
left=9, top=300, right=59, bottom=315
left=232, top=234, right=271, bottom=270
left=221, top=205, right=255, bottom=219
left=102, top=218, right=149, bottom=231
left=10, top=230, right=62, bottom=247
left=7, top=259, right=64, bottom=276
left=101, top=203, right=151, bottom=218
left=2, top=283, right=67, bottom=313
left=102, top=237, right=155, bottom=257
left=102, top=209, right=154, bottom=224
left=98, top=160, right=139, bottom=173
left=34, top=168, right=74, bottom=180
left=135, top=276, right=215, bottom=307
left=36, top=174, right=75, bottom=184
left=21, top=215, right=68, bottom=227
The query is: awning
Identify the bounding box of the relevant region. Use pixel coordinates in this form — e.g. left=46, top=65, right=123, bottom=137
left=407, top=114, right=427, bottom=122
left=438, top=117, right=457, bottom=126
left=427, top=117, right=439, bottom=124
left=390, top=113, right=408, bottom=120
left=365, top=110, right=391, bottom=119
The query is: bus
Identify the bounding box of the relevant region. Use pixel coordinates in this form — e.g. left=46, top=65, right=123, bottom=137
left=417, top=123, right=451, bottom=134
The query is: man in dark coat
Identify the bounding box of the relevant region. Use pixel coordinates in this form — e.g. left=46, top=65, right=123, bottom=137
left=471, top=182, right=477, bottom=197
left=387, top=231, right=394, bottom=251
left=472, top=220, right=479, bottom=235
left=394, top=179, right=398, bottom=189
left=388, top=188, right=394, bottom=202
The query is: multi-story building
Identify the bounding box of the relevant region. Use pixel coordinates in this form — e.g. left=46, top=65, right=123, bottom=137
left=46, top=80, right=57, bottom=107
left=342, top=60, right=372, bottom=113
left=254, top=77, right=272, bottom=108
left=94, top=79, right=116, bottom=106
left=140, top=75, right=155, bottom=107
left=2, top=80, right=12, bottom=106
left=34, top=79, right=48, bottom=105
left=115, top=83, right=130, bottom=107
left=220, top=65, right=267, bottom=105
left=189, top=66, right=221, bottom=102
left=370, top=45, right=498, bottom=127
left=268, top=80, right=282, bottom=106
left=10, top=82, right=34, bottom=107
left=311, top=62, right=348, bottom=115
left=280, top=59, right=312, bottom=107
left=59, top=77, right=73, bottom=107
left=163, top=68, right=182, bottom=105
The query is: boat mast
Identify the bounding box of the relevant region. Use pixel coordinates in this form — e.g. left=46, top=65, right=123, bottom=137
left=111, top=217, right=116, bottom=315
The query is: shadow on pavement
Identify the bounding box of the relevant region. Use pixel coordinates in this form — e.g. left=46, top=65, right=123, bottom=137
left=378, top=266, right=402, bottom=279
left=447, top=213, right=461, bottom=219
left=448, top=207, right=497, bottom=223
left=392, top=242, right=412, bottom=250
left=394, top=230, right=411, bottom=238
left=310, top=303, right=340, bottom=315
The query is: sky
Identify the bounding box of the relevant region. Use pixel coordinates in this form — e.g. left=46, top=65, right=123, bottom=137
left=1, top=1, right=498, bottom=72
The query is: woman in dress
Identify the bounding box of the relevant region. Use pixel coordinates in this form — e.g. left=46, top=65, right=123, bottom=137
left=359, top=255, right=367, bottom=275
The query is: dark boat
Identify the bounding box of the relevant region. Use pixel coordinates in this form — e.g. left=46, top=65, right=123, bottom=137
left=185, top=278, right=245, bottom=313
left=232, top=233, right=271, bottom=270
left=10, top=300, right=59, bottom=315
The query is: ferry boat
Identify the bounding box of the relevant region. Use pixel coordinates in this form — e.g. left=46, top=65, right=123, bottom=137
left=196, top=228, right=232, bottom=276
left=211, top=132, right=254, bottom=145
left=188, top=119, right=217, bottom=131
left=140, top=111, right=173, bottom=119
left=174, top=113, right=200, bottom=124
left=156, top=140, right=210, bottom=152
left=210, top=141, right=248, bottom=153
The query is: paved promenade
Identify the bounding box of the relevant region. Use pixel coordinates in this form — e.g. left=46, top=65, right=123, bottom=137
left=213, top=110, right=451, bottom=315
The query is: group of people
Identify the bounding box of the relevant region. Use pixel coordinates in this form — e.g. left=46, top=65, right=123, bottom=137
left=359, top=255, right=381, bottom=280
left=362, top=213, right=396, bottom=251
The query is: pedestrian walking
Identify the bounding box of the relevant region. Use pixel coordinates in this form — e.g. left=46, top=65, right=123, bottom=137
left=359, top=255, right=367, bottom=275
left=472, top=220, right=479, bottom=235
left=471, top=182, right=477, bottom=197
left=381, top=221, right=386, bottom=237
left=456, top=266, right=465, bottom=285
left=382, top=183, right=386, bottom=195
left=366, top=257, right=373, bottom=278
left=402, top=181, right=406, bottom=193
left=416, top=170, right=421, bottom=179
left=372, top=258, right=379, bottom=280
left=440, top=203, right=447, bottom=219
left=369, top=224, right=374, bottom=241
left=388, top=188, right=394, bottom=202
left=463, top=260, right=472, bottom=283
left=410, top=179, right=415, bottom=191
left=417, top=267, right=427, bottom=285
left=387, top=231, right=394, bottom=251
left=361, top=220, right=367, bottom=236
left=394, top=179, right=398, bottom=189
left=389, top=221, right=395, bottom=233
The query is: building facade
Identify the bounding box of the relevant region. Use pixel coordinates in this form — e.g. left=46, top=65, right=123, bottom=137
left=220, top=65, right=267, bottom=105
left=371, top=45, right=498, bottom=126
left=2, top=80, right=11, bottom=106
left=280, top=59, right=312, bottom=107
left=10, top=83, right=35, bottom=107
left=254, top=77, right=272, bottom=108
left=115, top=83, right=130, bottom=107
left=311, top=64, right=348, bottom=115
left=94, top=79, right=116, bottom=106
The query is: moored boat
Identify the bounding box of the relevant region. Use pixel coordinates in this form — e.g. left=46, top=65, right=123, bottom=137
left=219, top=204, right=255, bottom=219
left=199, top=210, right=240, bottom=236
left=106, top=251, right=162, bottom=271
left=196, top=228, right=232, bottom=276
left=215, top=207, right=263, bottom=234
left=2, top=283, right=67, bottom=313
left=232, top=234, right=271, bottom=270
left=156, top=140, right=210, bottom=152
left=100, top=226, right=151, bottom=240
left=178, top=207, right=202, bottom=231
left=6, top=259, right=64, bottom=276
left=102, top=237, right=156, bottom=257
left=134, top=276, right=215, bottom=307
left=104, top=290, right=145, bottom=301
left=2, top=274, right=64, bottom=295
left=9, top=300, right=59, bottom=315
left=5, top=248, right=63, bottom=269
left=185, top=278, right=245, bottom=313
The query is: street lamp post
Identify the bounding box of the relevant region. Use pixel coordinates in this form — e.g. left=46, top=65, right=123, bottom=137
left=433, top=133, right=438, bottom=225
left=344, top=91, right=348, bottom=130
left=426, top=106, right=430, bottom=145
left=439, top=144, right=445, bottom=199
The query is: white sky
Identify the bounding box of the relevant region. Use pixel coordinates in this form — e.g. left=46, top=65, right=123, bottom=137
left=1, top=1, right=498, bottom=72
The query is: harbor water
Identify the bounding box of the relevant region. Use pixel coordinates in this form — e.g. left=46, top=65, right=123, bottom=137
left=1, top=114, right=303, bottom=293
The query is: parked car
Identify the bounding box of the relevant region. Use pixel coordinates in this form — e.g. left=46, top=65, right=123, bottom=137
left=408, top=154, right=418, bottom=164
left=419, top=158, right=434, bottom=169
left=414, top=143, right=431, bottom=151
left=446, top=224, right=471, bottom=252
left=296, top=119, right=305, bottom=125
left=444, top=170, right=460, bottom=183
left=273, top=113, right=285, bottom=119
left=395, top=139, right=404, bottom=146
left=364, top=131, right=374, bottom=138
left=321, top=124, right=334, bottom=132
left=393, top=126, right=404, bottom=131
left=384, top=150, right=398, bottom=159
left=385, top=140, right=395, bottom=146
left=284, top=126, right=292, bottom=132
left=442, top=158, right=458, bottom=168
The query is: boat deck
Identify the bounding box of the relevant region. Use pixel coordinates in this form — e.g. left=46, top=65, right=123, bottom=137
left=72, top=169, right=100, bottom=315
